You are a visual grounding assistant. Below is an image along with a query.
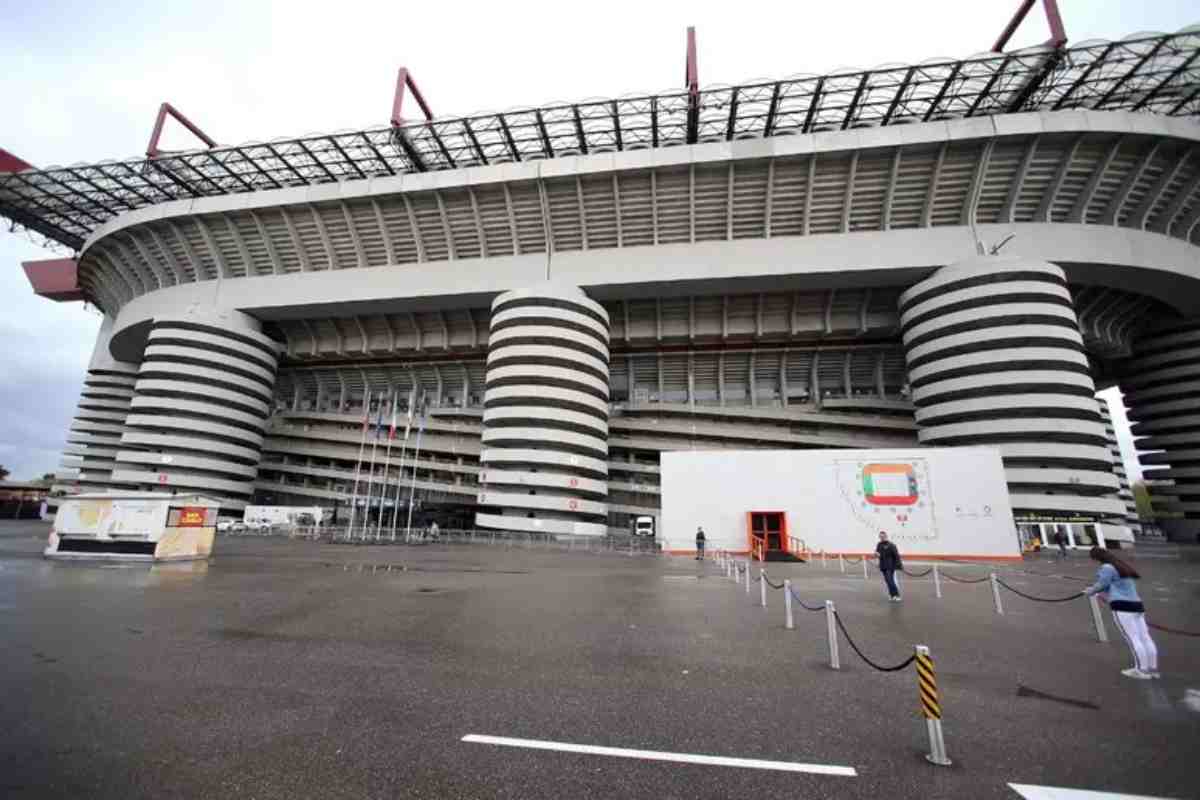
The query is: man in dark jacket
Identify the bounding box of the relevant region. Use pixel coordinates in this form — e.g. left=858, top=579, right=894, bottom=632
left=695, top=527, right=707, bottom=560
left=875, top=531, right=903, bottom=602
left=1054, top=529, right=1068, bottom=560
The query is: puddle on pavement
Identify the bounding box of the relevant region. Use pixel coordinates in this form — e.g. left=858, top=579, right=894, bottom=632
left=325, top=562, right=528, bottom=575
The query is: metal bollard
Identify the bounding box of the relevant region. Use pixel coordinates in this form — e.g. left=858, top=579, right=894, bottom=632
left=745, top=561, right=752, bottom=594
left=760, top=569, right=767, bottom=609
left=839, top=554, right=845, bottom=573
left=825, top=601, right=840, bottom=670
left=989, top=572, right=1004, bottom=615
left=862, top=557, right=869, bottom=581
left=933, top=564, right=942, bottom=599
left=822, top=550, right=827, bottom=568
left=1088, top=593, right=1109, bottom=643
left=916, top=645, right=951, bottom=766
left=784, top=579, right=794, bottom=630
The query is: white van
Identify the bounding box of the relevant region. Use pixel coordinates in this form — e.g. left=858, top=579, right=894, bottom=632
left=633, top=516, right=655, bottom=537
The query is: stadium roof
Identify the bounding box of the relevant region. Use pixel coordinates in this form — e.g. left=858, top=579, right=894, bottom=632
left=2, top=25, right=1199, bottom=251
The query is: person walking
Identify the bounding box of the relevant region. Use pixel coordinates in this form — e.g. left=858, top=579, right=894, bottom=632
left=1054, top=529, right=1069, bottom=560
left=695, top=527, right=706, bottom=560
left=1083, top=547, right=1159, bottom=680
left=875, top=531, right=903, bottom=602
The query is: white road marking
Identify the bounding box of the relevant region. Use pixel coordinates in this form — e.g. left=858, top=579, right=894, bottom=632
left=461, top=734, right=857, bottom=776
left=1009, top=783, right=1180, bottom=799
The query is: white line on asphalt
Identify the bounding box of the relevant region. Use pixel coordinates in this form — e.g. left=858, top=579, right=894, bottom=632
left=461, top=735, right=857, bottom=776
left=1009, top=783, right=1180, bottom=799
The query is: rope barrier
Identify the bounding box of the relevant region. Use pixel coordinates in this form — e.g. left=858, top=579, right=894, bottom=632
left=995, top=577, right=1083, bottom=603
left=1148, top=621, right=1200, bottom=637
left=843, top=556, right=864, bottom=564
left=787, top=585, right=825, bottom=612
left=902, top=567, right=933, bottom=578
left=940, top=570, right=989, bottom=584
left=832, top=611, right=917, bottom=672
left=763, top=574, right=786, bottom=590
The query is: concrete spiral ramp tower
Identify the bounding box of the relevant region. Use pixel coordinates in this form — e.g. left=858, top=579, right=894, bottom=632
left=899, top=257, right=1126, bottom=522
left=110, top=310, right=280, bottom=509
left=476, top=286, right=610, bottom=537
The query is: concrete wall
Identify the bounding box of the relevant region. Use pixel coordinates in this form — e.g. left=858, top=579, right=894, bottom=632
left=661, top=447, right=1020, bottom=560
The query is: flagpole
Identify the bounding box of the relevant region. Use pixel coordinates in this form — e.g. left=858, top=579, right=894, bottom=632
left=374, top=393, right=398, bottom=541
left=404, top=399, right=426, bottom=543
left=346, top=389, right=371, bottom=541
left=391, top=388, right=416, bottom=542
left=389, top=436, right=408, bottom=541
left=361, top=394, right=385, bottom=541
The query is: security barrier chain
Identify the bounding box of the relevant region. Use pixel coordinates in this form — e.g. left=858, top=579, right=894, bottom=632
left=832, top=610, right=917, bottom=672
left=995, top=577, right=1082, bottom=603
left=941, top=570, right=990, bottom=584
left=787, top=585, right=826, bottom=612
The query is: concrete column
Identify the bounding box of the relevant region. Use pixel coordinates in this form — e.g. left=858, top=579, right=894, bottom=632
left=111, top=308, right=281, bottom=511
left=475, top=285, right=610, bottom=537
left=899, top=257, right=1124, bottom=523
left=55, top=315, right=140, bottom=502
left=1120, top=319, right=1200, bottom=541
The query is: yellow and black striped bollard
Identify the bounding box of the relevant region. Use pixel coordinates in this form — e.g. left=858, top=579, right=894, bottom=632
left=915, top=645, right=951, bottom=766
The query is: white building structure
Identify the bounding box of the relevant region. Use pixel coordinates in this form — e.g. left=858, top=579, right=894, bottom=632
left=5, top=24, right=1200, bottom=541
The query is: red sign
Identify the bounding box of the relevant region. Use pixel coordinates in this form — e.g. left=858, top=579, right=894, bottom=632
left=178, top=507, right=206, bottom=527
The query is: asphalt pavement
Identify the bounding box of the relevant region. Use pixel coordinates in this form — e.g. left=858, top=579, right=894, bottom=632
left=1, top=521, right=1197, bottom=799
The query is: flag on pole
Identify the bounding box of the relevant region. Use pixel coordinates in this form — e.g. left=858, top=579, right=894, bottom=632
left=404, top=388, right=416, bottom=440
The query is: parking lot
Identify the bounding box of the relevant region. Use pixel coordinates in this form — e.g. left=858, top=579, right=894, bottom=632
left=1, top=520, right=1198, bottom=799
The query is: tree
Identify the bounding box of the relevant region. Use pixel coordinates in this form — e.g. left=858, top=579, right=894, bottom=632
left=0, top=465, right=9, bottom=481
left=1132, top=480, right=1156, bottom=522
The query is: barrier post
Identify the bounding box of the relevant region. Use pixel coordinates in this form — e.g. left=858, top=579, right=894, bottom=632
left=825, top=601, right=840, bottom=670
left=784, top=579, right=794, bottom=630
left=862, top=557, right=869, bottom=581
left=839, top=554, right=845, bottom=573
left=745, top=561, right=752, bottom=594
left=933, top=564, right=942, bottom=599
left=915, top=645, right=951, bottom=766
left=822, top=550, right=827, bottom=568
left=989, top=572, right=1004, bottom=615
left=1088, top=593, right=1109, bottom=643
left=759, top=569, right=767, bottom=608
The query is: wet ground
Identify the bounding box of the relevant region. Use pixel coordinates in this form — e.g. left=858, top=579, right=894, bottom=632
left=1, top=521, right=1198, bottom=799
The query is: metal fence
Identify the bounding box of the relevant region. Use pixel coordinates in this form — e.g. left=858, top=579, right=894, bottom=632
left=217, top=524, right=664, bottom=555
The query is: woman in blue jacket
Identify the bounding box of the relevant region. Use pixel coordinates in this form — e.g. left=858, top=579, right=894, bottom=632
left=1083, top=547, right=1159, bottom=680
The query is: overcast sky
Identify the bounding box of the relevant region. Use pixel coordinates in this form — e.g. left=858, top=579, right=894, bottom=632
left=2, top=0, right=1196, bottom=480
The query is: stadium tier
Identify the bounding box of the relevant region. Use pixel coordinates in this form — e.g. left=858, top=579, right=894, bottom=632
left=5, top=23, right=1200, bottom=541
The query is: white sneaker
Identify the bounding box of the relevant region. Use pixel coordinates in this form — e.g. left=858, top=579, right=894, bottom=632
left=1148, top=671, right=1162, bottom=679
left=1121, top=668, right=1153, bottom=680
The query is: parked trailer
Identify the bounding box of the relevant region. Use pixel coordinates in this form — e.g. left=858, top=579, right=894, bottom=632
left=242, top=505, right=325, bottom=528
left=46, top=493, right=220, bottom=562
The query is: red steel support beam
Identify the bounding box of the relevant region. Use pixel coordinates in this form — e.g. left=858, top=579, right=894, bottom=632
left=146, top=102, right=217, bottom=158
left=685, top=26, right=700, bottom=144
left=22, top=257, right=85, bottom=302
left=390, top=67, right=434, bottom=126
left=992, top=0, right=1067, bottom=52
left=0, top=147, right=34, bottom=173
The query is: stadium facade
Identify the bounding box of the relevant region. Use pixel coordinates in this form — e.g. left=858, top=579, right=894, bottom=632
left=4, top=21, right=1200, bottom=543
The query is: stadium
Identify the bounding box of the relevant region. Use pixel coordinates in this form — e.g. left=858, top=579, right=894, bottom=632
left=4, top=12, right=1200, bottom=544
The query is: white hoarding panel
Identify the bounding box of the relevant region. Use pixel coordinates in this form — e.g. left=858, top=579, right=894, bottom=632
left=55, top=497, right=171, bottom=539
left=662, top=447, right=1019, bottom=560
